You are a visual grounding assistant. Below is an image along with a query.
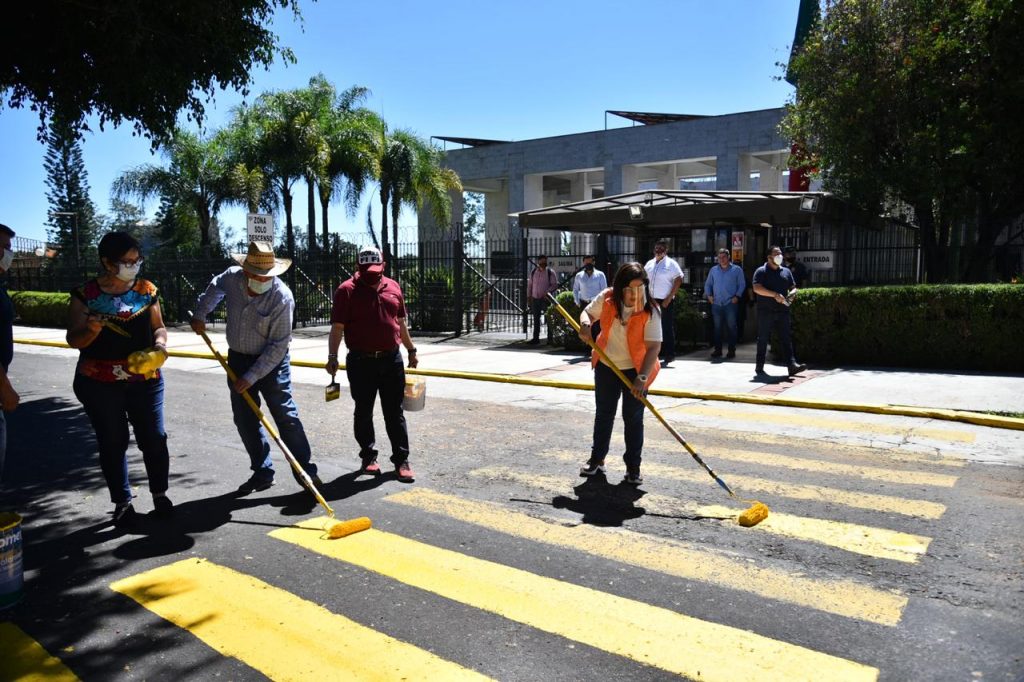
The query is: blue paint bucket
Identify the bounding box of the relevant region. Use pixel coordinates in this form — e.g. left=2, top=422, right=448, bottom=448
left=0, top=512, right=23, bottom=609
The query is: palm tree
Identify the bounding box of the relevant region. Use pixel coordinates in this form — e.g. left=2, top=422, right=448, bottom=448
left=315, top=90, right=381, bottom=253
left=226, top=91, right=320, bottom=257
left=373, top=125, right=463, bottom=263
left=112, top=130, right=230, bottom=253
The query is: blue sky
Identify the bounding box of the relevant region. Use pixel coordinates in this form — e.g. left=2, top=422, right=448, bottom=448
left=0, top=0, right=800, bottom=245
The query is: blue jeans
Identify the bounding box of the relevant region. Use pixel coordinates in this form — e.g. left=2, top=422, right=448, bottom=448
left=227, top=351, right=315, bottom=479
left=73, top=374, right=169, bottom=504
left=658, top=299, right=675, bottom=358
left=345, top=350, right=409, bottom=464
left=590, top=362, right=645, bottom=468
left=711, top=302, right=738, bottom=352
left=755, top=305, right=796, bottom=368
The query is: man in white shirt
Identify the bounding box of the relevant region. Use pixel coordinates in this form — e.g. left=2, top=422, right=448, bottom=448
left=643, top=239, right=684, bottom=363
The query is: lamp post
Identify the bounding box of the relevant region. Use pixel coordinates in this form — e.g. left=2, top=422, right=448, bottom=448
left=50, top=211, right=79, bottom=267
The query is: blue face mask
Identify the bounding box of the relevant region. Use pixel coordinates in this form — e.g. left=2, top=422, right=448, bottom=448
left=248, top=277, right=273, bottom=294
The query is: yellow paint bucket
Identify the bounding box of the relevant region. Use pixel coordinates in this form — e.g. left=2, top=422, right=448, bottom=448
left=0, top=512, right=23, bottom=610
left=403, top=377, right=426, bottom=412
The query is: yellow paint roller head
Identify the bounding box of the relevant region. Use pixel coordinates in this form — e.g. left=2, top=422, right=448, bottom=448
left=325, top=516, right=372, bottom=539
left=738, top=502, right=770, bottom=527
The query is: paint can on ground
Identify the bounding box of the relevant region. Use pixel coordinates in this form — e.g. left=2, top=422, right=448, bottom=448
left=0, top=512, right=23, bottom=609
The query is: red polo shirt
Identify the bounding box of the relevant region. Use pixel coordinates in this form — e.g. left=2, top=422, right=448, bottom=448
left=331, top=273, right=407, bottom=352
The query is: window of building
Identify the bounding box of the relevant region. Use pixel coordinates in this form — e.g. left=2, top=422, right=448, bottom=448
left=679, top=175, right=717, bottom=190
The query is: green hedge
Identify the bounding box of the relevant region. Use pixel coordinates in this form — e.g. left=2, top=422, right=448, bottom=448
left=11, top=291, right=71, bottom=327
left=791, top=285, right=1024, bottom=371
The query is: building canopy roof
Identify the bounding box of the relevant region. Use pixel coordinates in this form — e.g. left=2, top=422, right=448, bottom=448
left=514, top=189, right=848, bottom=234
left=606, top=110, right=709, bottom=126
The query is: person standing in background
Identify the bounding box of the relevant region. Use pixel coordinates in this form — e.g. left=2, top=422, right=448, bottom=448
left=703, top=248, right=746, bottom=359
left=752, top=245, right=806, bottom=377
left=528, top=255, right=558, bottom=345
left=783, top=246, right=810, bottom=288
left=0, top=224, right=19, bottom=481
left=644, top=239, right=683, bottom=364
left=573, top=255, right=607, bottom=310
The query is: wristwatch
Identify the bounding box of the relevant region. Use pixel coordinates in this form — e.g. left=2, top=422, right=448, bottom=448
left=407, top=347, right=417, bottom=354
left=637, top=374, right=648, bottom=383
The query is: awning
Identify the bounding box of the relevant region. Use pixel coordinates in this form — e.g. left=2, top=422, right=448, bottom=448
left=514, top=189, right=845, bottom=234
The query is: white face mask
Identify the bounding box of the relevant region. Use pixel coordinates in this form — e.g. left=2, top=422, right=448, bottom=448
left=772, top=255, right=784, bottom=266
left=0, top=249, right=12, bottom=272
left=115, top=263, right=141, bottom=282
left=248, top=277, right=273, bottom=294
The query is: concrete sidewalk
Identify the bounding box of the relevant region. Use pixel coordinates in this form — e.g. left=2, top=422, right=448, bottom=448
left=13, top=323, right=1024, bottom=415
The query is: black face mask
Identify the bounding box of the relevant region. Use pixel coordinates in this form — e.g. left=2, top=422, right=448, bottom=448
left=584, top=264, right=594, bottom=272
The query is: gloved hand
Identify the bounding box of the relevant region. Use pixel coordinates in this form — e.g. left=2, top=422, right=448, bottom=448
left=127, top=345, right=168, bottom=378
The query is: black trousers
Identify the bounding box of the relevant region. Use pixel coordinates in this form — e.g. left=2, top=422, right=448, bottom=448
left=755, top=305, right=796, bottom=368
left=345, top=350, right=409, bottom=464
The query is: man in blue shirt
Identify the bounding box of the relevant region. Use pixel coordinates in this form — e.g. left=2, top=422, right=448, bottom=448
left=703, top=249, right=745, bottom=359
left=752, top=245, right=806, bottom=376
left=191, top=241, right=319, bottom=493
left=573, top=255, right=607, bottom=308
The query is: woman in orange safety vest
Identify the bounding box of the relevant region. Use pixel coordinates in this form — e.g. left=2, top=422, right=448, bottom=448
left=577, top=262, right=662, bottom=485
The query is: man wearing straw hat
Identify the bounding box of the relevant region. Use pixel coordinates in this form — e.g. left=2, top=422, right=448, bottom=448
left=191, top=241, right=320, bottom=493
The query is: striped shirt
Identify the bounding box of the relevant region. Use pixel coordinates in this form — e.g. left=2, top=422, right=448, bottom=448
left=193, top=266, right=294, bottom=385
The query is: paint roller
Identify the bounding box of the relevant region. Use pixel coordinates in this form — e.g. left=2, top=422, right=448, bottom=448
left=546, top=293, right=770, bottom=527
left=189, top=314, right=370, bottom=540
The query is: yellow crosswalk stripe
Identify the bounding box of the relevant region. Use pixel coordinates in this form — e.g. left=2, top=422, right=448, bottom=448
left=385, top=488, right=908, bottom=626
left=545, top=449, right=947, bottom=519
left=472, top=468, right=931, bottom=563
left=706, top=432, right=966, bottom=468
left=110, top=558, right=491, bottom=681
left=273, top=521, right=880, bottom=682
left=644, top=444, right=961, bottom=488
left=666, top=403, right=976, bottom=443
left=0, top=623, right=80, bottom=682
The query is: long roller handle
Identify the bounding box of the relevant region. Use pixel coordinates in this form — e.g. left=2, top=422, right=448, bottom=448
left=191, top=318, right=336, bottom=517
left=547, top=293, right=737, bottom=498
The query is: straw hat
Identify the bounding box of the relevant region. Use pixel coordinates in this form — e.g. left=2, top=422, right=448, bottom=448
left=232, top=241, right=292, bottom=277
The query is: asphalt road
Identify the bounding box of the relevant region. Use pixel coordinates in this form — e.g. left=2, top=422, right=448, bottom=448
left=2, top=351, right=1022, bottom=681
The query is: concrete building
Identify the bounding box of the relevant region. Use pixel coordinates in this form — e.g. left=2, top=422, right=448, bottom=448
left=427, top=108, right=801, bottom=243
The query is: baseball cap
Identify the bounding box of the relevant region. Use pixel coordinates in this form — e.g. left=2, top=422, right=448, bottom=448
left=358, top=245, right=385, bottom=273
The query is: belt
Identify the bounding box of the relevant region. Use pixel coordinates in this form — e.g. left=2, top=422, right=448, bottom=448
left=349, top=348, right=399, bottom=359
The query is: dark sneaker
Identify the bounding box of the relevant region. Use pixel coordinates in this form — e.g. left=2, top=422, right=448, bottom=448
left=152, top=495, right=174, bottom=518
left=113, top=502, right=138, bottom=527
left=710, top=349, right=723, bottom=358
left=527, top=338, right=540, bottom=345
left=623, top=468, right=644, bottom=486
left=396, top=461, right=415, bottom=483
left=755, top=365, right=766, bottom=375
left=579, top=460, right=606, bottom=477
left=726, top=350, right=736, bottom=359
left=360, top=456, right=381, bottom=475
left=238, top=472, right=275, bottom=493
left=788, top=363, right=807, bottom=376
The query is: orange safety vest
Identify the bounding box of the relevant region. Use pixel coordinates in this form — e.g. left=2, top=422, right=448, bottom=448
left=592, top=292, right=660, bottom=388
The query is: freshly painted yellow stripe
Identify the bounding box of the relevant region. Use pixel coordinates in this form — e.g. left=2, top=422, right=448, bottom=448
left=472, top=468, right=931, bottom=563
left=110, top=558, right=490, bottom=681
left=0, top=623, right=80, bottom=682
left=385, top=488, right=907, bottom=626
left=544, top=449, right=947, bottom=519
left=644, top=443, right=960, bottom=488
left=273, top=522, right=879, bottom=682
left=668, top=403, right=976, bottom=443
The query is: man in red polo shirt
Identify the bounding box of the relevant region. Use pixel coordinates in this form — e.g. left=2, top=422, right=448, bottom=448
left=326, top=246, right=419, bottom=482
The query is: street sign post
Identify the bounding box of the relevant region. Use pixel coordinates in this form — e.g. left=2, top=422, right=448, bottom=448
left=246, top=213, right=274, bottom=244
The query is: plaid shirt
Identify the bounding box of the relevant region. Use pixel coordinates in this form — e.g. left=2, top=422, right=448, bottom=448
left=194, top=266, right=294, bottom=385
